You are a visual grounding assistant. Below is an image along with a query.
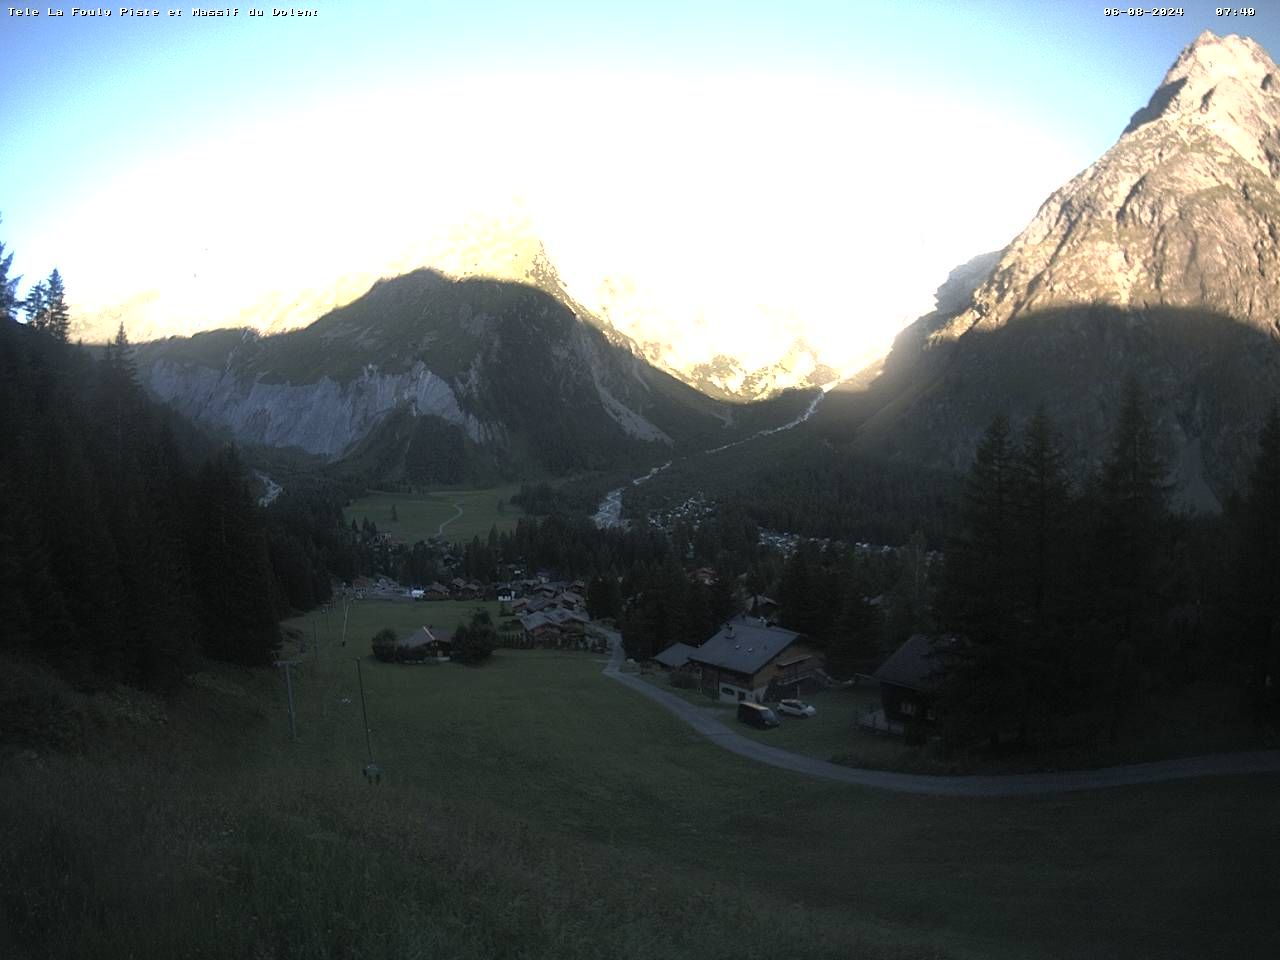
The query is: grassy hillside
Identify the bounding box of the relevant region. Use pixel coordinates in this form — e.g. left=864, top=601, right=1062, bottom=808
left=2, top=615, right=1277, bottom=959
left=344, top=485, right=527, bottom=544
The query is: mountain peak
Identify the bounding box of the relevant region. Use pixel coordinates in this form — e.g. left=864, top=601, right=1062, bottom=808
left=1124, top=31, right=1279, bottom=137
left=1167, top=30, right=1271, bottom=84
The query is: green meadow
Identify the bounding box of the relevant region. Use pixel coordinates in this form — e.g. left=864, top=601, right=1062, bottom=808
left=2, top=601, right=1277, bottom=959
left=344, top=484, right=528, bottom=544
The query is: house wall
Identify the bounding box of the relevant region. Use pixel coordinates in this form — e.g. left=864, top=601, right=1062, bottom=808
left=880, top=682, right=933, bottom=724
left=698, top=665, right=767, bottom=703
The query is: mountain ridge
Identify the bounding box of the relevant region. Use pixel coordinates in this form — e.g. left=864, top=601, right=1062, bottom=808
left=134, top=269, right=818, bottom=482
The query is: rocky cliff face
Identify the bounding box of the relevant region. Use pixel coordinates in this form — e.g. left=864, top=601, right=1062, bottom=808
left=143, top=357, right=493, bottom=459
left=839, top=32, right=1280, bottom=507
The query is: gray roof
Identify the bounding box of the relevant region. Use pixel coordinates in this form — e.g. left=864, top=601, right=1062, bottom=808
left=872, top=634, right=943, bottom=691
left=399, top=626, right=452, bottom=648
left=519, top=608, right=589, bottom=631
left=687, top=616, right=801, bottom=676
left=652, top=642, right=697, bottom=669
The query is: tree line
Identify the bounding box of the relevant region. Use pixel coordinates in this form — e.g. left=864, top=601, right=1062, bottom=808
left=932, top=381, right=1280, bottom=747
left=0, top=231, right=348, bottom=689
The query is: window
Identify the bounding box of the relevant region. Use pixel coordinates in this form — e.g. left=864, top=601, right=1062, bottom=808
left=721, top=686, right=734, bottom=696
left=901, top=701, right=917, bottom=716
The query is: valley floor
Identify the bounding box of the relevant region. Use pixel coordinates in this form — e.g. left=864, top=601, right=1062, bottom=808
left=2, top=623, right=1278, bottom=959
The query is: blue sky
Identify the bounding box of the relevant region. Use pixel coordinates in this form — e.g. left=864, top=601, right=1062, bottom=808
left=3, top=1, right=1278, bottom=364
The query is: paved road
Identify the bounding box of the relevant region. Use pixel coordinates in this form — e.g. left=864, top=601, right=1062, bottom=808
left=597, top=629, right=1280, bottom=797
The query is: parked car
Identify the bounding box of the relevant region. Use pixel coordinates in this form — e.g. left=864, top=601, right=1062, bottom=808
left=777, top=699, right=817, bottom=718
left=737, top=701, right=780, bottom=729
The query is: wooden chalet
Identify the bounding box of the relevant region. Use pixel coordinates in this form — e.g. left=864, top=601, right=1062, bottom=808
left=398, top=626, right=454, bottom=661
left=864, top=634, right=942, bottom=735
left=688, top=614, right=820, bottom=703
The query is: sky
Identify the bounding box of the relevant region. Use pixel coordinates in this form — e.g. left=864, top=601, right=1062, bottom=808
left=3, top=1, right=1280, bottom=373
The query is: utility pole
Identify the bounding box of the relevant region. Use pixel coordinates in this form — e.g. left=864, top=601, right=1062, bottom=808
left=355, top=658, right=382, bottom=784
left=273, top=659, right=302, bottom=740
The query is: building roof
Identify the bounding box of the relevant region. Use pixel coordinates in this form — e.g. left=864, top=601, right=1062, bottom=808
left=399, top=626, right=453, bottom=648
left=652, top=642, right=697, bottom=669
left=872, top=634, right=944, bottom=691
left=687, top=615, right=801, bottom=676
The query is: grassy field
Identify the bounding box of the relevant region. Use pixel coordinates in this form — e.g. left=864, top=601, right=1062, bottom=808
left=3, top=604, right=1279, bottom=959
left=344, top=484, right=527, bottom=544
left=285, top=599, right=506, bottom=652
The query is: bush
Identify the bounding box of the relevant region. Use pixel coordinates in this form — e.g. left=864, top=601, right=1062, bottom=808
left=370, top=628, right=399, bottom=663
left=452, top=610, right=497, bottom=665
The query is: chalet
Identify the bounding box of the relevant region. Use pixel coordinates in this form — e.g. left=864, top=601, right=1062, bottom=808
left=518, top=608, right=591, bottom=645
left=651, top=642, right=697, bottom=671
left=496, top=585, right=516, bottom=603
left=744, top=595, right=780, bottom=620
left=865, top=634, right=943, bottom=734
left=547, top=607, right=590, bottom=637
left=688, top=615, right=820, bottom=703
left=398, top=626, right=454, bottom=661
left=422, top=582, right=450, bottom=601
left=524, top=596, right=553, bottom=614
left=519, top=612, right=560, bottom=645
left=509, top=596, right=529, bottom=614
left=558, top=590, right=585, bottom=611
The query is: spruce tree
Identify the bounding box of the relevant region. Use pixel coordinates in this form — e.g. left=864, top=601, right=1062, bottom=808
left=0, top=219, right=17, bottom=323
left=1011, top=408, right=1072, bottom=634
left=23, top=281, right=48, bottom=332
left=1240, top=407, right=1280, bottom=719
left=1097, top=376, right=1171, bottom=636
left=1095, top=376, right=1171, bottom=740
left=44, top=269, right=70, bottom=342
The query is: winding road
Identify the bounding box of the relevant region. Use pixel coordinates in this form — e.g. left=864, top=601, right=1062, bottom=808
left=598, top=629, right=1280, bottom=797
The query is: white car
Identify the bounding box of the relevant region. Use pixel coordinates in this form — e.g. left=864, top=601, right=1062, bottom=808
left=777, top=698, right=816, bottom=718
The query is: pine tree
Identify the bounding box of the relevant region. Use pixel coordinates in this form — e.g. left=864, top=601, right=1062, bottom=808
left=0, top=218, right=18, bottom=323
left=23, top=281, right=48, bottom=332
left=191, top=447, right=281, bottom=665
left=1240, top=407, right=1280, bottom=720
left=44, top=269, right=69, bottom=342
left=1011, top=408, right=1072, bottom=634
left=940, top=414, right=1016, bottom=639
left=1097, top=376, right=1171, bottom=636
left=1095, top=376, right=1171, bottom=740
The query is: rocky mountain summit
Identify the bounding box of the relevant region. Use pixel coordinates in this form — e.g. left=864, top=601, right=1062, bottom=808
left=834, top=32, right=1280, bottom=507
left=937, top=30, right=1280, bottom=344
